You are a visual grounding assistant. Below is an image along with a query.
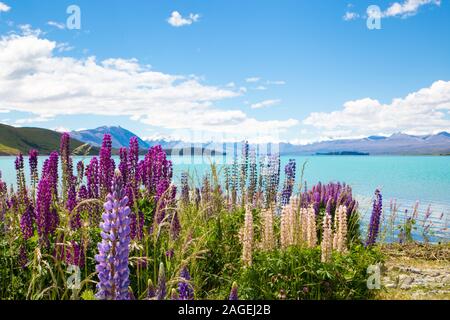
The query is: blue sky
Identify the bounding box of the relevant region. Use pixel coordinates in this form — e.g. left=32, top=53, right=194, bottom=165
left=0, top=0, right=449, bottom=143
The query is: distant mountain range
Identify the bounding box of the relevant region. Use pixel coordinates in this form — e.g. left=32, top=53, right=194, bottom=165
left=71, top=126, right=450, bottom=156
left=1, top=124, right=449, bottom=156
left=277, top=132, right=450, bottom=155
left=0, top=123, right=98, bottom=156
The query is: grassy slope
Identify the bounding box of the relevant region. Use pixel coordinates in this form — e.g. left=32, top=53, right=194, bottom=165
left=0, top=123, right=98, bottom=155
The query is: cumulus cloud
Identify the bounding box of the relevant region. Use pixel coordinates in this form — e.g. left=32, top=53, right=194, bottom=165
left=0, top=2, right=10, bottom=13
left=167, top=11, right=200, bottom=27
left=383, top=0, right=441, bottom=18
left=303, top=80, right=450, bottom=138
left=0, top=33, right=298, bottom=142
left=251, top=99, right=281, bottom=109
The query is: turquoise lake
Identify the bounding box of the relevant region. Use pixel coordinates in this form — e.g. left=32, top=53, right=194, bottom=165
left=1, top=155, right=449, bottom=240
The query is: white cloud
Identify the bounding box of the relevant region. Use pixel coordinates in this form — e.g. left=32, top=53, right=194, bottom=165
left=246, top=77, right=260, bottom=83
left=383, top=0, right=440, bottom=18
left=17, top=24, right=43, bottom=37
left=226, top=82, right=236, bottom=88
left=0, top=34, right=297, bottom=142
left=303, top=80, right=450, bottom=138
left=343, top=12, right=359, bottom=21
left=0, top=2, right=10, bottom=13
left=251, top=99, right=281, bottom=109
left=47, top=21, right=66, bottom=30
left=167, top=11, right=200, bottom=27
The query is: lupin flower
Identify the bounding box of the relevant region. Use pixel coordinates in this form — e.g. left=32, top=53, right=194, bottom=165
left=20, top=202, right=34, bottom=240
left=15, top=153, right=26, bottom=202
left=229, top=282, right=239, bottom=300
left=321, top=212, right=333, bottom=263
left=281, top=159, right=296, bottom=206
left=95, top=169, right=131, bottom=300
left=65, top=241, right=85, bottom=267
left=86, top=157, right=99, bottom=199
left=127, top=137, right=139, bottom=197
left=99, top=134, right=114, bottom=197
left=179, top=266, right=194, bottom=300
left=261, top=207, right=275, bottom=251
left=333, top=205, right=348, bottom=253
left=29, top=149, right=39, bottom=189
left=241, top=207, right=253, bottom=267
left=366, top=189, right=382, bottom=247
left=180, top=172, right=190, bottom=204
left=306, top=205, right=317, bottom=248
left=35, top=177, right=53, bottom=245
left=280, top=202, right=296, bottom=249
left=42, top=152, right=59, bottom=198
left=119, top=147, right=128, bottom=184
left=247, top=149, right=258, bottom=205
left=156, top=262, right=166, bottom=300
left=76, top=161, right=84, bottom=188
left=67, top=181, right=80, bottom=229
left=60, top=133, right=73, bottom=200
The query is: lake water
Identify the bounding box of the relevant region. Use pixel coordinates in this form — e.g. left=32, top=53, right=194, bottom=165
left=1, top=155, right=449, bottom=241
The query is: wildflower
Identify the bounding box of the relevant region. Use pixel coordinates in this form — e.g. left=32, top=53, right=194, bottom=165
left=15, top=153, right=26, bottom=202
left=86, top=157, right=99, bottom=198
left=99, top=134, right=114, bottom=197
left=306, top=205, right=317, bottom=248
left=179, top=266, right=194, bottom=300
left=67, top=181, right=80, bottom=229
left=333, top=205, right=348, bottom=253
left=29, top=149, right=39, bottom=189
left=35, top=177, right=53, bottom=245
left=281, top=159, right=296, bottom=206
left=180, top=172, right=190, bottom=204
left=65, top=241, right=84, bottom=267
left=229, top=282, right=238, bottom=300
left=366, top=189, right=382, bottom=246
left=119, top=147, right=128, bottom=183
left=76, top=161, right=84, bottom=188
left=156, top=262, right=166, bottom=300
left=321, top=212, right=333, bottom=263
left=128, top=137, right=139, bottom=197
left=95, top=169, right=131, bottom=300
left=20, top=202, right=34, bottom=240
left=42, top=152, right=59, bottom=198
left=241, top=207, right=253, bottom=267
left=261, top=207, right=275, bottom=251
left=60, top=132, right=73, bottom=201
left=280, top=203, right=296, bottom=249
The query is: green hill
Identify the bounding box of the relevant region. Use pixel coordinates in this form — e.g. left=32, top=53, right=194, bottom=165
left=0, top=123, right=98, bottom=156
